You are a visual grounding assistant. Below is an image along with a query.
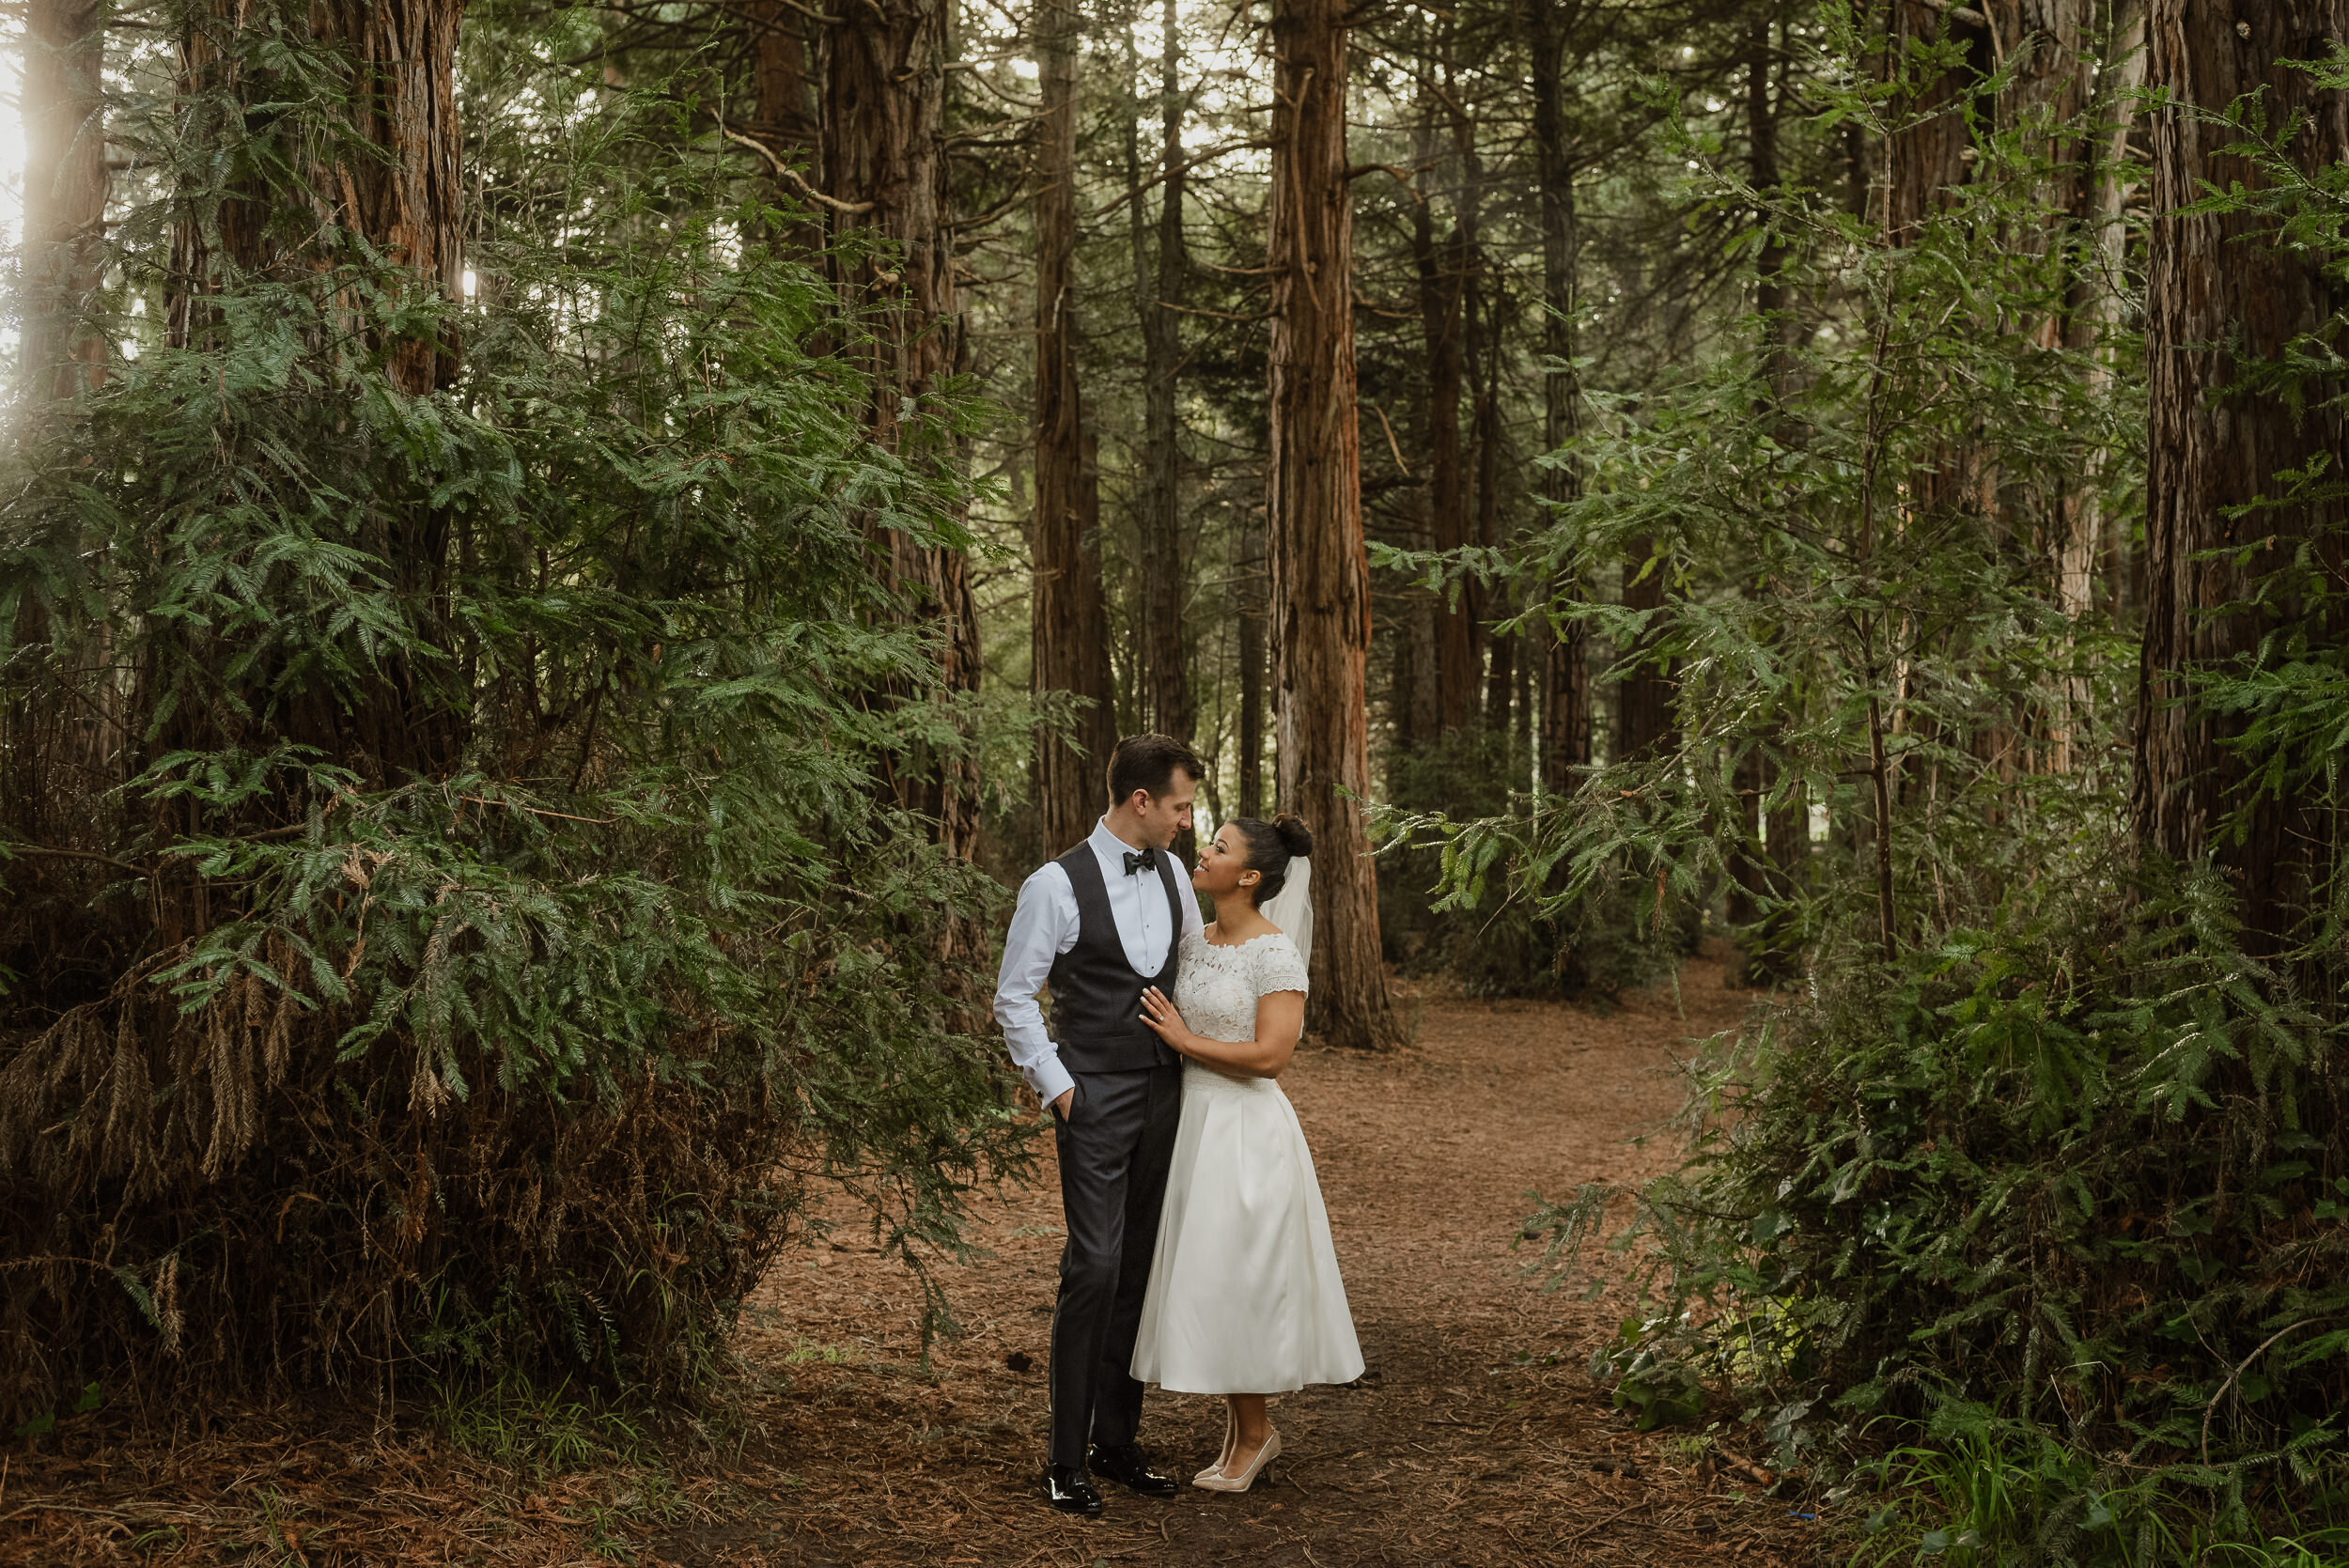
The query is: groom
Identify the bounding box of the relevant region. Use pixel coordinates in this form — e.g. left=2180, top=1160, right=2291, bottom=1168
left=994, top=734, right=1205, bottom=1515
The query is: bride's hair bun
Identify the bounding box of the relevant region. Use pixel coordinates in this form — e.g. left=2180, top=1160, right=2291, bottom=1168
left=1229, top=814, right=1311, bottom=907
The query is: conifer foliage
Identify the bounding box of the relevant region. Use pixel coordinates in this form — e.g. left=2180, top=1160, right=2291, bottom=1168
left=8, top=0, right=2349, bottom=1539
left=0, top=3, right=1023, bottom=1421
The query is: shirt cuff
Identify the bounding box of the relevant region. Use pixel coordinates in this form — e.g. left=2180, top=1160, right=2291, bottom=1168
left=1025, top=1050, right=1076, bottom=1108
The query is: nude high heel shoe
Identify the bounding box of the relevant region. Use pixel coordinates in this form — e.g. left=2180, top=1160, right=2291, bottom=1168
left=1193, top=1410, right=1237, bottom=1487
left=1194, top=1426, right=1279, bottom=1493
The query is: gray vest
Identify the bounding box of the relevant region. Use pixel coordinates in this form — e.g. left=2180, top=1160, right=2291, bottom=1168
left=1048, top=843, right=1183, bottom=1073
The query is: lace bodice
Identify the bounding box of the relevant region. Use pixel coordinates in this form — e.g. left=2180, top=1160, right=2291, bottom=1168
left=1172, top=930, right=1310, bottom=1045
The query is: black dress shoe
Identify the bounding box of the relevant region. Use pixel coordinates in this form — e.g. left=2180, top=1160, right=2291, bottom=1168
left=1088, top=1442, right=1180, bottom=1498
left=1042, top=1464, right=1105, bottom=1515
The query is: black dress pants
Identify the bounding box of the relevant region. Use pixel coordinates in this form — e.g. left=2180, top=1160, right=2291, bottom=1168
left=1049, top=1063, right=1183, bottom=1468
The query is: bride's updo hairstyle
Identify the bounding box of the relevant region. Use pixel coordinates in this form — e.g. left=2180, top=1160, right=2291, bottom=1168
left=1230, top=814, right=1315, bottom=906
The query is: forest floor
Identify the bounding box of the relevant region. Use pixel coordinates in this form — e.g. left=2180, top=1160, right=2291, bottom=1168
left=1, top=950, right=1830, bottom=1567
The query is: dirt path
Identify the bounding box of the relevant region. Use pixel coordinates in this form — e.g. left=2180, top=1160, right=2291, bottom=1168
left=0, top=955, right=1825, bottom=1567
left=684, top=953, right=1821, bottom=1567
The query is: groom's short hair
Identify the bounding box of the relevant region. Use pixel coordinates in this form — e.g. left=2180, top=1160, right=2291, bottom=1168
left=1108, top=734, right=1203, bottom=805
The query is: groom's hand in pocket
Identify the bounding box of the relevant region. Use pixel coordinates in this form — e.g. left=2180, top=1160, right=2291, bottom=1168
left=1051, top=1087, right=1074, bottom=1121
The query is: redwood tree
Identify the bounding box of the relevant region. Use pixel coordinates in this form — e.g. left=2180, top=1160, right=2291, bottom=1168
left=1615, top=543, right=1675, bottom=760
left=822, top=1, right=984, bottom=867
left=1410, top=30, right=1477, bottom=737
left=169, top=1, right=466, bottom=399
left=1268, top=0, right=1401, bottom=1048
left=1032, top=0, right=1116, bottom=852
left=1238, top=518, right=1268, bottom=819
left=2133, top=0, right=2349, bottom=950
left=7, top=0, right=110, bottom=867
left=162, top=0, right=470, bottom=796
left=743, top=2, right=823, bottom=254
left=20, top=0, right=109, bottom=404
left=1135, top=0, right=1195, bottom=745
left=1729, top=6, right=1813, bottom=957
left=1523, top=0, right=1593, bottom=797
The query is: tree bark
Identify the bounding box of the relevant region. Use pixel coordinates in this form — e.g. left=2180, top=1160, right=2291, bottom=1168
left=171, top=1, right=467, bottom=399
left=1238, top=512, right=1268, bottom=819
left=1033, top=0, right=1116, bottom=854
left=2133, top=0, right=2349, bottom=952
left=1731, top=8, right=1799, bottom=953
left=1616, top=541, right=1676, bottom=760
left=2052, top=0, right=2146, bottom=770
left=158, top=0, right=469, bottom=800
left=747, top=1, right=823, bottom=253
left=1523, top=0, right=1592, bottom=796
left=1888, top=0, right=1986, bottom=244
left=822, top=2, right=983, bottom=865
left=1134, top=0, right=1194, bottom=744
left=1267, top=0, right=1400, bottom=1049
left=1411, top=43, right=1476, bottom=737
left=8, top=0, right=110, bottom=857
left=21, top=0, right=109, bottom=404
left=1392, top=514, right=1441, bottom=756
left=1470, top=230, right=1509, bottom=735
left=751, top=2, right=816, bottom=147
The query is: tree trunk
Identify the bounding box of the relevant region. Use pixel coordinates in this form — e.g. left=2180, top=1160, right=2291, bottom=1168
left=747, top=2, right=822, bottom=252
left=1393, top=555, right=1440, bottom=758
left=1616, top=541, right=1676, bottom=760
left=2133, top=0, right=2349, bottom=952
left=1754, top=21, right=1810, bottom=908
left=1238, top=512, right=1268, bottom=819
left=1470, top=237, right=1509, bottom=736
left=1267, top=0, right=1400, bottom=1049
left=1134, top=0, right=1194, bottom=744
left=752, top=3, right=814, bottom=138
left=1884, top=0, right=1990, bottom=596
left=1888, top=0, right=1986, bottom=243
left=8, top=0, right=110, bottom=856
left=21, top=0, right=109, bottom=404
left=1729, top=12, right=1776, bottom=948
left=1032, top=0, right=1115, bottom=853
left=159, top=0, right=469, bottom=801
left=822, top=2, right=983, bottom=865
left=1412, top=46, right=1476, bottom=737
left=2052, top=0, right=2146, bottom=770
left=1524, top=0, right=1592, bottom=796
left=172, top=1, right=466, bottom=399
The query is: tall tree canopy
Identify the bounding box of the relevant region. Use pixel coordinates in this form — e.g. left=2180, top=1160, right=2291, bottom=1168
left=8, top=3, right=2349, bottom=1545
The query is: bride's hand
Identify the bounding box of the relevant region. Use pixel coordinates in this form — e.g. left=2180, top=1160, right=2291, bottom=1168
left=1139, top=987, right=1194, bottom=1052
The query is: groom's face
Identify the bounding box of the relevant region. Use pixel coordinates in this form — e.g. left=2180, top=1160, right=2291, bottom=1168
left=1132, top=768, right=1198, bottom=850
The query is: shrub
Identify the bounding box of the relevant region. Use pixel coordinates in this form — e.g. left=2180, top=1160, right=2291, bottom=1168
left=0, top=14, right=1029, bottom=1425
left=1379, top=723, right=1684, bottom=1000
left=1528, top=862, right=2349, bottom=1547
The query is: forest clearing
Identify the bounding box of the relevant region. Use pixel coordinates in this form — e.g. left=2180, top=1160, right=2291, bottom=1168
left=7, top=0, right=2349, bottom=1562
left=0, top=959, right=1823, bottom=1567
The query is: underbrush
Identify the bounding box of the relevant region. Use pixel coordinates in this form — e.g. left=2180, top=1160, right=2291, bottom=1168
left=1380, top=724, right=1687, bottom=1000
left=0, top=30, right=1034, bottom=1424
left=1529, top=862, right=2349, bottom=1564
left=1847, top=1415, right=2349, bottom=1568
left=428, top=1373, right=660, bottom=1478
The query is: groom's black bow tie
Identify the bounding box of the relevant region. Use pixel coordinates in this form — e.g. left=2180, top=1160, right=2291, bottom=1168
left=1122, top=847, right=1155, bottom=877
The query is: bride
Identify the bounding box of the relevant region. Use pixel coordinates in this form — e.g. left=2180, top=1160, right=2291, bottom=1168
left=1131, top=814, right=1364, bottom=1492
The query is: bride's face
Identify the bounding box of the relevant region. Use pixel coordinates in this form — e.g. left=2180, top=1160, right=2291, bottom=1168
left=1192, top=826, right=1262, bottom=905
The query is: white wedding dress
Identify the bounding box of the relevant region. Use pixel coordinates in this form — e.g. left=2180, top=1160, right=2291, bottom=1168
left=1129, top=929, right=1364, bottom=1394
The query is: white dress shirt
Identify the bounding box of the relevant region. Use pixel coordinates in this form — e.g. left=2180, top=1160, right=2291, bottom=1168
left=993, top=819, right=1206, bottom=1105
